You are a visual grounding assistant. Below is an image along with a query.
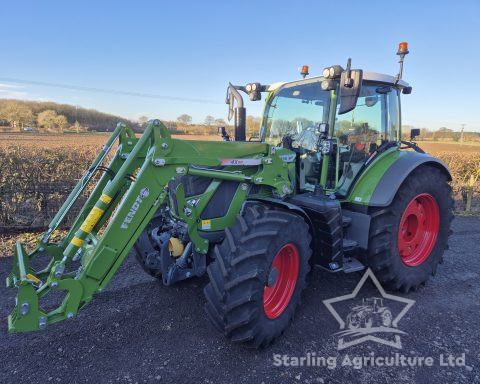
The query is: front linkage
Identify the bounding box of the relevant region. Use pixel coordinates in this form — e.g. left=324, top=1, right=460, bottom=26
left=6, top=120, right=294, bottom=333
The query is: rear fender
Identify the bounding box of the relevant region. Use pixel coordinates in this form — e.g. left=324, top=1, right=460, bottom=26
left=347, top=150, right=451, bottom=207
left=377, top=307, right=390, bottom=314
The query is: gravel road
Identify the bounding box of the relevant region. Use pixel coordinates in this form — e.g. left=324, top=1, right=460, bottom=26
left=1, top=217, right=479, bottom=384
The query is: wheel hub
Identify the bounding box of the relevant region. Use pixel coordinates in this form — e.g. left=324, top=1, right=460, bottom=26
left=397, top=193, right=440, bottom=267
left=267, top=267, right=278, bottom=287
left=263, top=243, right=299, bottom=320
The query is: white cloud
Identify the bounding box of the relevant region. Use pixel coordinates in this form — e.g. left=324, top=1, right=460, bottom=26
left=0, top=90, right=28, bottom=98
left=0, top=83, right=25, bottom=90
left=0, top=83, right=27, bottom=98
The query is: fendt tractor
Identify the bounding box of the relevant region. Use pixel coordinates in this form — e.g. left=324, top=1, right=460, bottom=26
left=7, top=43, right=453, bottom=348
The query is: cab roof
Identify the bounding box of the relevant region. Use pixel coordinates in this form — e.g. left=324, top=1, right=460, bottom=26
left=267, top=71, right=409, bottom=92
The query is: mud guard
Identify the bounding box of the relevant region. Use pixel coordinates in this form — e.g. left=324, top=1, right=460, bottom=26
left=369, top=152, right=451, bottom=207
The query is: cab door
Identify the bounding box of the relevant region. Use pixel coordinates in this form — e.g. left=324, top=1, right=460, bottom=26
left=334, top=83, right=400, bottom=196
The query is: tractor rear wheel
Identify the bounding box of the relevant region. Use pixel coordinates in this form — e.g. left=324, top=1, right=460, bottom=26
left=368, top=165, right=453, bottom=292
left=203, top=203, right=312, bottom=348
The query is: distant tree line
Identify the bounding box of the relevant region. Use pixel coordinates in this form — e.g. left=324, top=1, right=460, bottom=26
left=2, top=99, right=476, bottom=142
left=136, top=114, right=263, bottom=138
left=402, top=125, right=480, bottom=142
left=0, top=99, right=138, bottom=132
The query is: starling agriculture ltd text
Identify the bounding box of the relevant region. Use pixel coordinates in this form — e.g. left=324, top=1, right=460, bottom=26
left=273, top=352, right=467, bottom=370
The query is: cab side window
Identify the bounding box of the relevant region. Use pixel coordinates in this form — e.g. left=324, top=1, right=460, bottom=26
left=334, top=84, right=399, bottom=196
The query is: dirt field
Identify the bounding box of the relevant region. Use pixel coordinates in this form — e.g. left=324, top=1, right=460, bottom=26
left=0, top=216, right=478, bottom=383
left=419, top=141, right=480, bottom=154
left=1, top=132, right=478, bottom=151
left=0, top=132, right=221, bottom=149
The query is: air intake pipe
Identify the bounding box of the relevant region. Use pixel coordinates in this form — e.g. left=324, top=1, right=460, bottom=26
left=226, top=83, right=246, bottom=141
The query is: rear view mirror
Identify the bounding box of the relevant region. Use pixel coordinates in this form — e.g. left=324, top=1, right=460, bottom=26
left=338, top=69, right=363, bottom=115
left=319, top=123, right=329, bottom=136
left=218, top=126, right=230, bottom=141
left=410, top=128, right=421, bottom=140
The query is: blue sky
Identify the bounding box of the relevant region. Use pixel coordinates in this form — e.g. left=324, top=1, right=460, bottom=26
left=0, top=0, right=478, bottom=131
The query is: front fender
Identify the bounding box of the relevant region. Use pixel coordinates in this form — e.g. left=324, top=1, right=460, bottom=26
left=347, top=149, right=451, bottom=207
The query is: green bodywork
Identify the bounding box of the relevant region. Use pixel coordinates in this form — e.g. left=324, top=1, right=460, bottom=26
left=7, top=120, right=298, bottom=332
left=345, top=147, right=401, bottom=205
left=7, top=79, right=412, bottom=333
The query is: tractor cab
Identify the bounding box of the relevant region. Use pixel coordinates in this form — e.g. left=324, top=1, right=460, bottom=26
left=259, top=73, right=408, bottom=196
left=363, top=297, right=385, bottom=311
left=225, top=43, right=413, bottom=199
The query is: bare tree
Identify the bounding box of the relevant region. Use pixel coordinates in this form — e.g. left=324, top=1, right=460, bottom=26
left=138, top=115, right=148, bottom=125
left=214, top=118, right=227, bottom=126
left=204, top=115, right=215, bottom=126
left=37, top=110, right=58, bottom=131
left=177, top=114, right=192, bottom=134
left=0, top=101, right=33, bottom=130
left=37, top=110, right=68, bottom=132
left=246, top=115, right=262, bottom=139
left=73, top=120, right=83, bottom=133
left=56, top=115, right=68, bottom=132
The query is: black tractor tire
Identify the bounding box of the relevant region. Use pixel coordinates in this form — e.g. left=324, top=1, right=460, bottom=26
left=367, top=165, right=454, bottom=292
left=381, top=309, right=393, bottom=327
left=133, top=208, right=164, bottom=279
left=347, top=313, right=360, bottom=330
left=203, top=203, right=312, bottom=348
left=363, top=313, right=373, bottom=328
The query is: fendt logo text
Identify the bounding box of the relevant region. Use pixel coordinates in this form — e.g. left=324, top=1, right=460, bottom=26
left=120, top=187, right=150, bottom=229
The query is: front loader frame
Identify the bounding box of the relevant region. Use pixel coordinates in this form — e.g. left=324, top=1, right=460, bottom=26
left=7, top=120, right=294, bottom=332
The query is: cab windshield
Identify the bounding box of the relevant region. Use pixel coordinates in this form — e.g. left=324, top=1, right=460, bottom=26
left=260, top=78, right=331, bottom=151
left=260, top=78, right=401, bottom=195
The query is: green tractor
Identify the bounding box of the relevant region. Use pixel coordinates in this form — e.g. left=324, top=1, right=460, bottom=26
left=7, top=43, right=453, bottom=348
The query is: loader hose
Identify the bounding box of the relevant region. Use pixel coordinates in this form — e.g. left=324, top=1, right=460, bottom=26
left=96, top=166, right=116, bottom=178
left=125, top=173, right=137, bottom=182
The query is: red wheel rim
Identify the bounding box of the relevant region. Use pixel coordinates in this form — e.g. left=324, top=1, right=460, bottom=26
left=263, top=243, right=299, bottom=320
left=397, top=193, right=440, bottom=267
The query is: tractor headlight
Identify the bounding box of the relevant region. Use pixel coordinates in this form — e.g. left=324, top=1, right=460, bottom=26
left=246, top=83, right=252, bottom=92
left=251, top=83, right=257, bottom=91
left=321, top=79, right=335, bottom=91
left=323, top=65, right=343, bottom=79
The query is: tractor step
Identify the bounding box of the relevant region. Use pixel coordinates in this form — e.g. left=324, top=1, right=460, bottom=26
left=342, top=257, right=365, bottom=273
left=342, top=215, right=352, bottom=228
left=342, top=238, right=358, bottom=251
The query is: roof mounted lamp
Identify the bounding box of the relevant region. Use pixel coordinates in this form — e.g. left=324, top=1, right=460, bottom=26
left=396, top=42, right=409, bottom=83
left=300, top=65, right=309, bottom=78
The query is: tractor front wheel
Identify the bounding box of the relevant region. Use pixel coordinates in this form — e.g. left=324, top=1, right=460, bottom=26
left=368, top=165, right=453, bottom=292
left=203, top=204, right=312, bottom=348
left=133, top=208, right=164, bottom=279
